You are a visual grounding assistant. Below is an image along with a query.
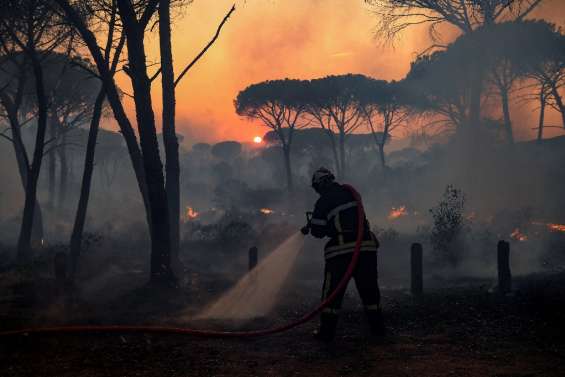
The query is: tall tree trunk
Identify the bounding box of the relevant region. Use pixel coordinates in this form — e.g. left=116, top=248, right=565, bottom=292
left=47, top=115, right=57, bottom=209
left=537, top=88, right=546, bottom=144
left=501, top=90, right=514, bottom=144
left=338, top=130, right=346, bottom=179
left=550, top=83, right=565, bottom=129
left=17, top=55, right=48, bottom=262
left=120, top=7, right=174, bottom=284
left=323, top=128, right=340, bottom=178
left=69, top=88, right=105, bottom=278
left=57, top=128, right=68, bottom=212
left=55, top=0, right=153, bottom=236
left=378, top=129, right=388, bottom=169
left=282, top=144, right=293, bottom=191
left=380, top=118, right=392, bottom=169
left=159, top=0, right=181, bottom=270
left=377, top=143, right=386, bottom=168
left=2, top=97, right=44, bottom=244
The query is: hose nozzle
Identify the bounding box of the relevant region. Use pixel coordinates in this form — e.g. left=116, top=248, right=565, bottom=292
left=301, top=211, right=313, bottom=235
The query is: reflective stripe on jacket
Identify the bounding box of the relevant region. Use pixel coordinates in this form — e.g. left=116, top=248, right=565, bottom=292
left=310, top=183, right=378, bottom=260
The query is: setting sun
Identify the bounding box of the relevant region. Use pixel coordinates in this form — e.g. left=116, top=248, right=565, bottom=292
left=253, top=136, right=263, bottom=144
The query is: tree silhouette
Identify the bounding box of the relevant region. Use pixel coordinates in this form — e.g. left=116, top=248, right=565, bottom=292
left=157, top=1, right=235, bottom=271
left=235, top=79, right=308, bottom=191
left=403, top=48, right=477, bottom=135
left=211, top=141, right=242, bottom=161
left=55, top=0, right=235, bottom=283
left=42, top=53, right=104, bottom=211
left=304, top=74, right=367, bottom=179
left=68, top=4, right=124, bottom=278
left=358, top=79, right=410, bottom=168
left=365, top=0, right=543, bottom=38
left=0, top=0, right=73, bottom=262
left=366, top=0, right=544, bottom=141
left=0, top=52, right=45, bottom=246
left=511, top=21, right=565, bottom=135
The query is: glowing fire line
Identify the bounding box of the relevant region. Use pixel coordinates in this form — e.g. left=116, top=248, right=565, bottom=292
left=531, top=221, right=565, bottom=233
left=388, top=206, right=407, bottom=220
left=510, top=228, right=528, bottom=242
left=186, top=206, right=199, bottom=220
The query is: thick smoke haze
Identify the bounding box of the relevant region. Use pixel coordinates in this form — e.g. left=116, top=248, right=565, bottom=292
left=105, top=0, right=565, bottom=145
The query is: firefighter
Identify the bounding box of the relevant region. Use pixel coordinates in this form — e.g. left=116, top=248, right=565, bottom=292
left=301, top=167, right=384, bottom=342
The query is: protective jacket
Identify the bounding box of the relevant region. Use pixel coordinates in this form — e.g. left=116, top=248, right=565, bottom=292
left=310, top=183, right=378, bottom=260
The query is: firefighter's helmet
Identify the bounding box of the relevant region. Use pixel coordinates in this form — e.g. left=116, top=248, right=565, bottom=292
left=311, top=167, right=335, bottom=190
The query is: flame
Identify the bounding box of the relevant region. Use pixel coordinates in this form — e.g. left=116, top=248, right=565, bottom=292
left=260, top=208, right=274, bottom=215
left=510, top=228, right=528, bottom=242
left=388, top=206, right=407, bottom=220
left=531, top=221, right=565, bottom=233
left=547, top=223, right=565, bottom=233
left=186, top=206, right=199, bottom=220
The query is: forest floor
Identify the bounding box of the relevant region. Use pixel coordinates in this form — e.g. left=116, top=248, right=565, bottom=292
left=0, top=255, right=564, bottom=377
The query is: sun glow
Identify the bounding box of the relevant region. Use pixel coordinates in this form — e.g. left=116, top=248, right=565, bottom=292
left=253, top=136, right=263, bottom=144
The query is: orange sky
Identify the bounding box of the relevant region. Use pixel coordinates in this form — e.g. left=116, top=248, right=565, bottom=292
left=113, top=0, right=565, bottom=145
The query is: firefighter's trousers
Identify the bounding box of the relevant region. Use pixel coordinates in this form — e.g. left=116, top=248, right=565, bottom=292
left=318, top=251, right=382, bottom=339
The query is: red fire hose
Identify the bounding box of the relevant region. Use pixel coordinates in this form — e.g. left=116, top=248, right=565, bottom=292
left=0, top=184, right=366, bottom=338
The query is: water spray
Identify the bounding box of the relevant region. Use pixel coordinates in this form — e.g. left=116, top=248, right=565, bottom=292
left=0, top=184, right=366, bottom=338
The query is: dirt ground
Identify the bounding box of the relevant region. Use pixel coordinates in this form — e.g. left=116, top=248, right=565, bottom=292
left=1, top=264, right=565, bottom=377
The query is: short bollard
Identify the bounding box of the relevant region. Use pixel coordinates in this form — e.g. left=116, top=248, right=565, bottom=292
left=411, top=243, right=423, bottom=295
left=497, top=240, right=512, bottom=294
left=248, top=246, right=258, bottom=271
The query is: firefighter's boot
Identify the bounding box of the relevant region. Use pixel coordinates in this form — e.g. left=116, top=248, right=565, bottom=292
left=313, top=312, right=338, bottom=342
left=365, top=306, right=385, bottom=337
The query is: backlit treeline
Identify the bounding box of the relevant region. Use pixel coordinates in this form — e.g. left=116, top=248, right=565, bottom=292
left=235, top=19, right=565, bottom=192
left=0, top=0, right=235, bottom=285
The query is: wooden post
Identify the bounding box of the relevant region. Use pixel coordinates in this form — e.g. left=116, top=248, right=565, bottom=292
left=497, top=240, right=512, bottom=294
left=248, top=246, right=258, bottom=271
left=411, top=243, right=423, bottom=295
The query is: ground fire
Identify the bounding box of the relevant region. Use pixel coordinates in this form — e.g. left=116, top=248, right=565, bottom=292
left=388, top=206, right=408, bottom=220
left=548, top=223, right=565, bottom=233
left=510, top=228, right=528, bottom=242
left=185, top=206, right=199, bottom=220
left=531, top=221, right=565, bottom=233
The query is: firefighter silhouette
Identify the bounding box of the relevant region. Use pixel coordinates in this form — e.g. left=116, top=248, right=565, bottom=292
left=302, top=167, right=384, bottom=342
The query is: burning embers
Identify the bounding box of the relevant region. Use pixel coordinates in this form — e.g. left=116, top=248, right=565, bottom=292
left=510, top=228, right=528, bottom=242
left=185, top=206, right=199, bottom=220
left=531, top=221, right=565, bottom=233
left=388, top=206, right=408, bottom=220
left=548, top=223, right=565, bottom=232
left=260, top=208, right=274, bottom=215
left=508, top=221, right=565, bottom=242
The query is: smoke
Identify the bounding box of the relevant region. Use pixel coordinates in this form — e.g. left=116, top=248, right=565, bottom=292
left=1, top=1, right=565, bottom=330
left=190, top=232, right=304, bottom=320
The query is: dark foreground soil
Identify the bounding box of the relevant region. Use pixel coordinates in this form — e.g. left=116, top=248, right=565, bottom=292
left=1, top=265, right=565, bottom=376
